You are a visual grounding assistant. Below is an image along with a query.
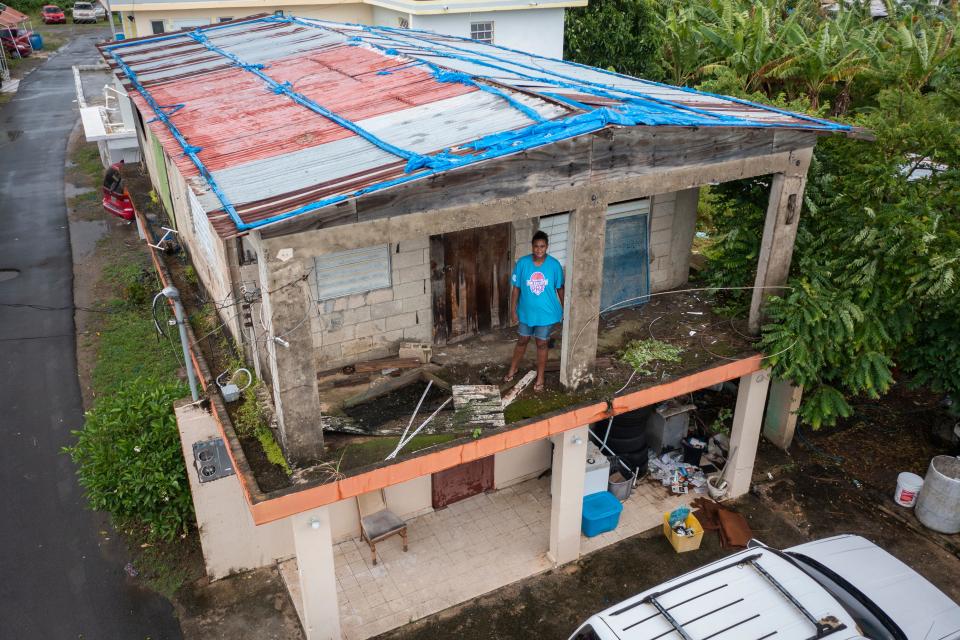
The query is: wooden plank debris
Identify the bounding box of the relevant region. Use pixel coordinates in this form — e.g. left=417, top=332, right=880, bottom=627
left=352, top=357, right=421, bottom=373
left=501, top=371, right=536, bottom=408
left=452, top=385, right=505, bottom=429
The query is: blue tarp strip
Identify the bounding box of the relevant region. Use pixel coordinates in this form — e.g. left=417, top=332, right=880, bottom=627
left=361, top=21, right=850, bottom=131
left=105, top=46, right=246, bottom=229
left=184, top=29, right=431, bottom=173
left=107, top=15, right=850, bottom=232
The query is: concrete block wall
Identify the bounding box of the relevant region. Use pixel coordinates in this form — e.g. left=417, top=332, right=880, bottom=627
left=309, top=238, right=433, bottom=369
left=649, top=188, right=699, bottom=293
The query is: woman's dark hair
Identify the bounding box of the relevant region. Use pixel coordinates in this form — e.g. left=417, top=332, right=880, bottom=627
left=532, top=230, right=549, bottom=244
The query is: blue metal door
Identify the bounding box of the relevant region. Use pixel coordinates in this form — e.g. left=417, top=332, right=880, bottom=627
left=601, top=202, right=650, bottom=312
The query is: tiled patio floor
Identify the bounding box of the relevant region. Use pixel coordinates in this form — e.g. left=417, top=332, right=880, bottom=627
left=280, top=475, right=695, bottom=640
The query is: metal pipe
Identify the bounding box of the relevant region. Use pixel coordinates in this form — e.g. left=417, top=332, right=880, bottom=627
left=162, top=286, right=199, bottom=401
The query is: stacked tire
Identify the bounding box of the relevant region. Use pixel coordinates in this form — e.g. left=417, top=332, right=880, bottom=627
left=593, top=407, right=651, bottom=477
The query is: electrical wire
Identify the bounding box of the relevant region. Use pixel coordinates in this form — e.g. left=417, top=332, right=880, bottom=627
left=0, top=302, right=121, bottom=313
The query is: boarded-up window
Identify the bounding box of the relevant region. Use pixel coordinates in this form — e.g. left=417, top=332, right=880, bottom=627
left=537, top=213, right=570, bottom=268
left=314, top=245, right=391, bottom=301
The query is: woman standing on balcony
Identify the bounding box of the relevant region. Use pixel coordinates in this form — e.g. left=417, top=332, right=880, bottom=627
left=504, top=230, right=564, bottom=392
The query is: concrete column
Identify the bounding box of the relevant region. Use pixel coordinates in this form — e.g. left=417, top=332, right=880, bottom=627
left=291, top=507, right=341, bottom=640
left=727, top=369, right=772, bottom=498
left=548, top=425, right=588, bottom=565
left=763, top=379, right=803, bottom=451
left=748, top=148, right=813, bottom=334
left=559, top=198, right=607, bottom=389
left=255, top=235, right=324, bottom=464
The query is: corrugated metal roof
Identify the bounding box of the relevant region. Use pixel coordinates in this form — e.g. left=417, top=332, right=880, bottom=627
left=101, top=16, right=849, bottom=238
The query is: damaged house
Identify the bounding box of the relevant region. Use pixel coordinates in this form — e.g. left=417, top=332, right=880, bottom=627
left=101, top=15, right=854, bottom=640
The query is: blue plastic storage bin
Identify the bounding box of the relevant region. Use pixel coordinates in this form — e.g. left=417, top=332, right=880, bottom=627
left=581, top=491, right=623, bottom=537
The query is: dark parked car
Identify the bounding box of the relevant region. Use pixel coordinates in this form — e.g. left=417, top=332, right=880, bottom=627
left=41, top=4, right=66, bottom=23
left=0, top=27, right=32, bottom=58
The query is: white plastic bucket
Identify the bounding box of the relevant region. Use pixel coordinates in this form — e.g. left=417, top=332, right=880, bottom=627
left=894, top=472, right=923, bottom=507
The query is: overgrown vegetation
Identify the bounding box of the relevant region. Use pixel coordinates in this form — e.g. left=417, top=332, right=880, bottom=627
left=63, top=139, right=200, bottom=599
left=67, top=246, right=194, bottom=541
left=566, top=0, right=960, bottom=428
left=65, top=381, right=191, bottom=541
left=234, top=383, right=291, bottom=475
left=619, top=339, right=684, bottom=375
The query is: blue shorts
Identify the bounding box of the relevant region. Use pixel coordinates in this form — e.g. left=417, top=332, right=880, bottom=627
left=518, top=322, right=554, bottom=341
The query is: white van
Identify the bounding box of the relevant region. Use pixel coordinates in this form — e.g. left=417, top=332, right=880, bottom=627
left=569, top=535, right=960, bottom=640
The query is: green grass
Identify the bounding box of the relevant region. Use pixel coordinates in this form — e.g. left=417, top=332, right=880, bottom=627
left=92, top=257, right=180, bottom=397
left=72, top=144, right=104, bottom=183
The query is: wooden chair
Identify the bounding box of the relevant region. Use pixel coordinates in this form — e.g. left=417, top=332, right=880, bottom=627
left=357, top=489, right=408, bottom=565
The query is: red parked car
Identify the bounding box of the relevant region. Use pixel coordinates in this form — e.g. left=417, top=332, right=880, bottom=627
left=102, top=161, right=134, bottom=221
left=41, top=5, right=66, bottom=23
left=0, top=27, right=32, bottom=58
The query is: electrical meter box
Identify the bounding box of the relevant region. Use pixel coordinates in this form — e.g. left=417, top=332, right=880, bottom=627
left=192, top=437, right=235, bottom=483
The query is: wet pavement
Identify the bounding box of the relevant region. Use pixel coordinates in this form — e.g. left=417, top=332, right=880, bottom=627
left=0, top=31, right=182, bottom=639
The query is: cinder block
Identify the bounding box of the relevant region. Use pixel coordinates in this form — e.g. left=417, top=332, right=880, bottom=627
left=321, top=325, right=355, bottom=346
left=402, top=294, right=431, bottom=312
left=347, top=293, right=367, bottom=309
left=386, top=312, right=418, bottom=332
left=393, top=280, right=425, bottom=300
left=650, top=228, right=672, bottom=246
left=654, top=191, right=677, bottom=204
left=392, top=249, right=424, bottom=269
left=355, top=318, right=387, bottom=339
left=403, top=323, right=431, bottom=342
left=396, top=236, right=430, bottom=252
left=651, top=213, right=674, bottom=232
left=366, top=287, right=394, bottom=305
left=341, top=337, right=378, bottom=359
left=647, top=242, right=669, bottom=259
left=316, top=311, right=344, bottom=332
left=341, top=306, right=371, bottom=326
left=375, top=329, right=404, bottom=346
left=370, top=300, right=404, bottom=319
left=399, top=342, right=432, bottom=363
left=317, top=343, right=342, bottom=364
left=397, top=263, right=429, bottom=284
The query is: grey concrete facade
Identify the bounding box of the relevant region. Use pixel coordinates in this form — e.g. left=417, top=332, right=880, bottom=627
left=307, top=238, right=433, bottom=369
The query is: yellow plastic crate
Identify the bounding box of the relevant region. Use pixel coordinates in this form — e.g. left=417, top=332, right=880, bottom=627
left=662, top=512, right=704, bottom=553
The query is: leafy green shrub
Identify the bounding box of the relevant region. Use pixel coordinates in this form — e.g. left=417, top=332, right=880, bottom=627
left=65, top=379, right=193, bottom=542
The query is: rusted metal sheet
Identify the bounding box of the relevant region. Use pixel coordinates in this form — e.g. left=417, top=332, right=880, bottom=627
left=431, top=457, right=494, bottom=509
left=102, top=16, right=846, bottom=240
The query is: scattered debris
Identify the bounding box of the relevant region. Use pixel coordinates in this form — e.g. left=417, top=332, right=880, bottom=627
left=453, top=385, right=505, bottom=429
left=124, top=562, right=139, bottom=578
left=620, top=339, right=683, bottom=375
left=501, top=371, right=536, bottom=408
left=648, top=450, right=707, bottom=494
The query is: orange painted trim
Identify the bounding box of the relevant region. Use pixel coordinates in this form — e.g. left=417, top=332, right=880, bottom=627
left=246, top=355, right=765, bottom=525
left=611, top=354, right=763, bottom=414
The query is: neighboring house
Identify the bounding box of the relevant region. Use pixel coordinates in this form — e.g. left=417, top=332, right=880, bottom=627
left=112, top=0, right=579, bottom=58
left=101, top=16, right=854, bottom=640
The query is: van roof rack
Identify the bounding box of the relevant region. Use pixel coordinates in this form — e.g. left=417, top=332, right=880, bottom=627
left=610, top=552, right=847, bottom=640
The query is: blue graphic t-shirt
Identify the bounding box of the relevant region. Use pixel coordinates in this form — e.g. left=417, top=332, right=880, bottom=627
left=511, top=254, right=564, bottom=327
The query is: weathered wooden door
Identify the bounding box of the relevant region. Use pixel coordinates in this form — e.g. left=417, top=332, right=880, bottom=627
left=431, top=457, right=495, bottom=508
left=429, top=222, right=512, bottom=345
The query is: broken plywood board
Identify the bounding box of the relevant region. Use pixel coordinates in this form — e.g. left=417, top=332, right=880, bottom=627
left=501, top=371, right=536, bottom=408
left=452, top=385, right=505, bottom=429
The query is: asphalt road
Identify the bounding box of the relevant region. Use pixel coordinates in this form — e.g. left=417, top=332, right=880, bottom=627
left=0, top=33, right=183, bottom=638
